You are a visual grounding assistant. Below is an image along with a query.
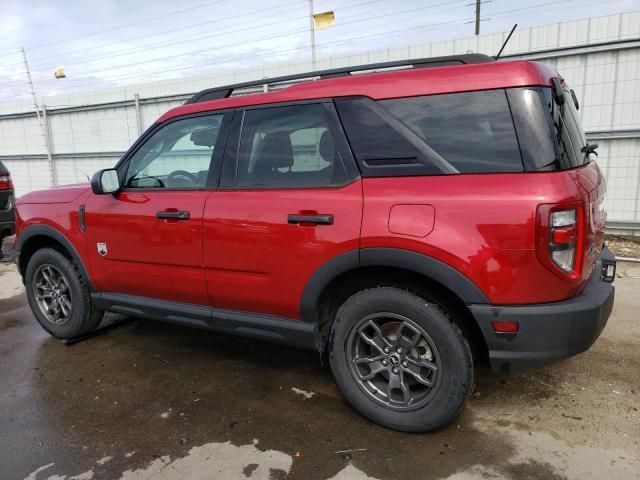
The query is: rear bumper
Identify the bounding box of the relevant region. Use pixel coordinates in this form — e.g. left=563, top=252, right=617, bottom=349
left=0, top=219, right=15, bottom=238
left=470, top=247, right=616, bottom=374
left=0, top=194, right=15, bottom=238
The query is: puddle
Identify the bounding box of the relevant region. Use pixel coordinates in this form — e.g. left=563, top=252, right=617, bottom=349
left=24, top=441, right=293, bottom=479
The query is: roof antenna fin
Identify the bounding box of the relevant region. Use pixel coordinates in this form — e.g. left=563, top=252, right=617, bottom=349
left=495, top=24, right=517, bottom=60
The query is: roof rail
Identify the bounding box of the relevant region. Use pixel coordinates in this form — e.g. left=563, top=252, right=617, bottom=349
left=185, top=53, right=494, bottom=104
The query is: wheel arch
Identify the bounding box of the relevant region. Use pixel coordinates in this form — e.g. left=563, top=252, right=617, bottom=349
left=16, top=224, right=93, bottom=290
left=301, top=248, right=490, bottom=364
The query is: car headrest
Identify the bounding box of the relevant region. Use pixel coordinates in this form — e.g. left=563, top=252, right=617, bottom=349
left=255, top=132, right=294, bottom=170
left=319, top=130, right=335, bottom=163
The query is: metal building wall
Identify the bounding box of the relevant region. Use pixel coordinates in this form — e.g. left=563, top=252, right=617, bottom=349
left=0, top=11, right=638, bottom=232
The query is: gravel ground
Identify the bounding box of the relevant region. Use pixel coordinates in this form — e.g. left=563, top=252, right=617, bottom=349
left=0, top=235, right=639, bottom=480
left=606, top=234, right=640, bottom=259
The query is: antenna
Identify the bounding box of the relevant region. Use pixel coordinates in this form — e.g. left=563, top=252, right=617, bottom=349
left=495, top=24, right=517, bottom=60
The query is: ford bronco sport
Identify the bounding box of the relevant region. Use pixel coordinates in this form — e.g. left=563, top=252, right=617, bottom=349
left=14, top=54, right=615, bottom=432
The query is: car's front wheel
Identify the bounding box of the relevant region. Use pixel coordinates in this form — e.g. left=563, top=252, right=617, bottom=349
left=329, top=287, right=473, bottom=432
left=25, top=248, right=103, bottom=339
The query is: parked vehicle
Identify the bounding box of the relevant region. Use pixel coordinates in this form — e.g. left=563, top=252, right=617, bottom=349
left=14, top=54, right=616, bottom=432
left=0, top=160, right=15, bottom=255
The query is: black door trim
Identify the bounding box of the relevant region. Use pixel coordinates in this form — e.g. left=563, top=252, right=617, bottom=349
left=91, top=292, right=321, bottom=351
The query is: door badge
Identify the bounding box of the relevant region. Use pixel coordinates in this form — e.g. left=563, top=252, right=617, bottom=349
left=97, top=243, right=108, bottom=257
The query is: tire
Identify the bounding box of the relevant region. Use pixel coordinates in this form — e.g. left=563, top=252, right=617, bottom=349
left=329, top=287, right=473, bottom=432
left=25, top=248, right=104, bottom=339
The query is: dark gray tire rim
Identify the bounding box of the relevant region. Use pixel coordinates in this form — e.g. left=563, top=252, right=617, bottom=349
left=346, top=312, right=442, bottom=411
left=32, top=264, right=73, bottom=325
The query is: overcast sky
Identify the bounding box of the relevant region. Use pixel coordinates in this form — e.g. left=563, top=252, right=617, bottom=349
left=0, top=0, right=637, bottom=100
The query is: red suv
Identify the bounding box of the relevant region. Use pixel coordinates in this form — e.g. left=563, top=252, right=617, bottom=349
left=14, top=54, right=615, bottom=432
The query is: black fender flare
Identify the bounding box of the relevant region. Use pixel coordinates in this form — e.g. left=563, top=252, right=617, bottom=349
left=16, top=224, right=94, bottom=290
left=300, top=247, right=489, bottom=322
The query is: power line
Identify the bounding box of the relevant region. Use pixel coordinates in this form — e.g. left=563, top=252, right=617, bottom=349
left=3, top=0, right=615, bottom=96
left=1, top=0, right=406, bottom=70
left=52, top=0, right=433, bottom=70
left=52, top=0, right=585, bottom=93
left=1, top=0, right=467, bottom=86
left=32, top=0, right=470, bottom=80
left=3, top=0, right=305, bottom=69
left=35, top=14, right=482, bottom=94
left=11, top=0, right=572, bottom=93
left=0, top=0, right=227, bottom=59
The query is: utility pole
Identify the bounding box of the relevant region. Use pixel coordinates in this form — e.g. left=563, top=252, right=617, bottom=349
left=21, top=47, right=56, bottom=186
left=309, top=0, right=317, bottom=70
left=474, top=0, right=481, bottom=35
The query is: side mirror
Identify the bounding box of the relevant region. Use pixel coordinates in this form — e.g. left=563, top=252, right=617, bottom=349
left=91, top=169, right=121, bottom=195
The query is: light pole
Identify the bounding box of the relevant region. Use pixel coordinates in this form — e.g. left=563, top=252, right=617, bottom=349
left=308, top=3, right=335, bottom=71
left=309, top=0, right=316, bottom=70
left=21, top=47, right=56, bottom=186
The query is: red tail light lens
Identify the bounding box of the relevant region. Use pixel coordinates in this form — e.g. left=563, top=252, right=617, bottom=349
left=536, top=203, right=584, bottom=279
left=0, top=174, right=12, bottom=190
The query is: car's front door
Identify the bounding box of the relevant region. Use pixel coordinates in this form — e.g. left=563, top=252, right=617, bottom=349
left=85, top=112, right=230, bottom=305
left=203, top=102, right=363, bottom=320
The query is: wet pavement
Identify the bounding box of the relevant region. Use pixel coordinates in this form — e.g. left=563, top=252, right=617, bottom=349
left=1, top=255, right=639, bottom=479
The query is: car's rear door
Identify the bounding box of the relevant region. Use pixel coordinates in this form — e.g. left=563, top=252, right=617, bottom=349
left=85, top=112, right=231, bottom=305
left=202, top=101, right=363, bottom=320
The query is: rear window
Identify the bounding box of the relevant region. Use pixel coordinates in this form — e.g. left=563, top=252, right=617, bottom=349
left=507, top=86, right=588, bottom=171
left=335, top=90, right=524, bottom=176
left=556, top=87, right=588, bottom=167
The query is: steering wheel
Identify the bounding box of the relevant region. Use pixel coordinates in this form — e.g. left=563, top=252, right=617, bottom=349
left=167, top=170, right=200, bottom=187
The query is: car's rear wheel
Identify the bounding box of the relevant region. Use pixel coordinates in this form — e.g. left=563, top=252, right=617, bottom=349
left=25, top=248, right=103, bottom=339
left=329, top=287, right=472, bottom=432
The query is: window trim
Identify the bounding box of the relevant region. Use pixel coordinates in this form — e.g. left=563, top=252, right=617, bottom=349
left=220, top=99, right=360, bottom=190
left=115, top=110, right=233, bottom=192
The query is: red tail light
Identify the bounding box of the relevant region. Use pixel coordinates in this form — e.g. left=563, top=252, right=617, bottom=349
left=0, top=174, right=12, bottom=190
left=536, top=203, right=584, bottom=279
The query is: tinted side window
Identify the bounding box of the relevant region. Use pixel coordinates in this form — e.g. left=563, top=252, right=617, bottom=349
left=236, top=104, right=348, bottom=188
left=125, top=114, right=223, bottom=189
left=380, top=90, right=523, bottom=173
left=507, top=87, right=560, bottom=171
left=335, top=91, right=524, bottom=176
left=334, top=98, right=451, bottom=176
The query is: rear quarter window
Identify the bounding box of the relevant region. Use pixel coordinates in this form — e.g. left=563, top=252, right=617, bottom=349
left=335, top=89, right=524, bottom=176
